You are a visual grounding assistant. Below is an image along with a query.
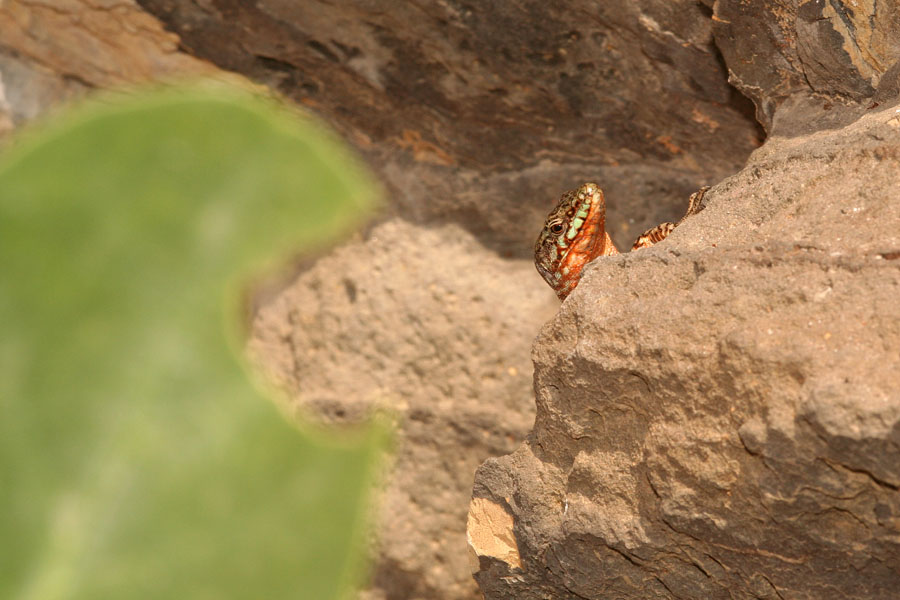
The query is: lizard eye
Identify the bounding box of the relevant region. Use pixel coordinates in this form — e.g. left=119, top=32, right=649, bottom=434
left=549, top=222, right=564, bottom=234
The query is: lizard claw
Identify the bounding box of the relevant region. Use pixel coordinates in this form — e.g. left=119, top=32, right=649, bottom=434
left=681, top=185, right=710, bottom=222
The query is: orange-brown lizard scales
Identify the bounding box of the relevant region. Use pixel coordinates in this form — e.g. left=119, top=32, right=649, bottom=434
left=534, top=183, right=708, bottom=300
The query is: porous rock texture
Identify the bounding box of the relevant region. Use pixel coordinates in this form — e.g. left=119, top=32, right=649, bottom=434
left=249, top=220, right=556, bottom=600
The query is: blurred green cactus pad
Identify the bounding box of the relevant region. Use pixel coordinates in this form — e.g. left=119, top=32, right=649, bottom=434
left=0, top=84, right=385, bottom=600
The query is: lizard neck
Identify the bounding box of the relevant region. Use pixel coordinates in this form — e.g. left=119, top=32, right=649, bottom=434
left=534, top=183, right=619, bottom=300
left=554, top=219, right=618, bottom=299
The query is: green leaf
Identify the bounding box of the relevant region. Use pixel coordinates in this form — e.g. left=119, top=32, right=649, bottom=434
left=0, top=84, right=385, bottom=600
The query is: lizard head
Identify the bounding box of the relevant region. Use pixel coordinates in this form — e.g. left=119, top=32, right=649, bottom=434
left=534, top=182, right=619, bottom=300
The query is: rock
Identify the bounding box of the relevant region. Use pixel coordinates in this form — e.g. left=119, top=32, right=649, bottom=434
left=469, top=98, right=900, bottom=599
left=249, top=219, right=558, bottom=600
left=0, top=0, right=213, bottom=88
left=713, top=0, right=900, bottom=134
left=467, top=497, right=522, bottom=572
left=123, top=3, right=767, bottom=599
left=136, top=0, right=762, bottom=254
left=19, top=1, right=897, bottom=599
left=0, top=51, right=87, bottom=134
left=0, top=0, right=218, bottom=135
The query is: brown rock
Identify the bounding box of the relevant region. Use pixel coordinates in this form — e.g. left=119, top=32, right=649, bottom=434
left=8, top=0, right=899, bottom=597
left=470, top=99, right=900, bottom=599
left=136, top=0, right=761, bottom=254
left=713, top=0, right=900, bottom=134
left=0, top=0, right=213, bottom=88
left=0, top=0, right=219, bottom=136
left=122, top=3, right=766, bottom=599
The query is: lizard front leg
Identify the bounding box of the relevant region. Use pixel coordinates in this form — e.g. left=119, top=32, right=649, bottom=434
left=631, top=186, right=709, bottom=250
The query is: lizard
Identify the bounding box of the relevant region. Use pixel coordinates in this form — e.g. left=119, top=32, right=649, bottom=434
left=534, top=183, right=709, bottom=300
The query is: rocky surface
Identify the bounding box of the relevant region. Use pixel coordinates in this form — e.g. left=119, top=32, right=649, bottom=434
left=4, top=1, right=897, bottom=600
left=116, top=3, right=767, bottom=599
left=0, top=0, right=216, bottom=134
left=712, top=0, right=900, bottom=134
left=249, top=220, right=558, bottom=600
left=466, top=3, right=900, bottom=599
left=469, top=84, right=900, bottom=600
left=136, top=0, right=761, bottom=254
